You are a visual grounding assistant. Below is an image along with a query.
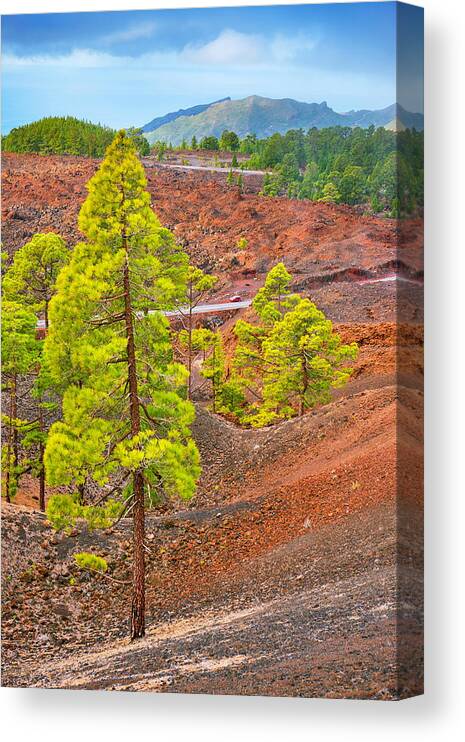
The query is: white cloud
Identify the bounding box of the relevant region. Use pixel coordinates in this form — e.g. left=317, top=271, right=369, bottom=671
left=182, top=30, right=265, bottom=66
left=270, top=34, right=318, bottom=63
left=4, top=28, right=394, bottom=123
left=100, top=21, right=157, bottom=46
left=182, top=29, right=318, bottom=67
left=3, top=29, right=319, bottom=72
left=3, top=49, right=124, bottom=69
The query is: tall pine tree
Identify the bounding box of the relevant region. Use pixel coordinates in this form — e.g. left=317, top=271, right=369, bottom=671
left=3, top=233, right=69, bottom=509
left=229, top=263, right=300, bottom=412
left=256, top=299, right=358, bottom=425
left=44, top=132, right=200, bottom=639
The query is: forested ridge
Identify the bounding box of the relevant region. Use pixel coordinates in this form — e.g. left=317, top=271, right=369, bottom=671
left=153, top=126, right=423, bottom=215
left=254, top=127, right=423, bottom=215
left=2, top=117, right=149, bottom=157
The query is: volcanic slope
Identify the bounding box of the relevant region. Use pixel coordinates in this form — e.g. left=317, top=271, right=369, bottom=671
left=2, top=371, right=423, bottom=698
left=1, top=152, right=423, bottom=698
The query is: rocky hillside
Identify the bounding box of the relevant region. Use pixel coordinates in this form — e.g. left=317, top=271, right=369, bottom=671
left=1, top=376, right=423, bottom=696
left=1, top=153, right=423, bottom=284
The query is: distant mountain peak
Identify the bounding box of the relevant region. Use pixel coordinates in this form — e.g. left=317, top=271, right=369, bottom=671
left=142, top=95, right=423, bottom=145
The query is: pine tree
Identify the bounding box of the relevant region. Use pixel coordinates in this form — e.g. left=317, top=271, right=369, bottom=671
left=44, top=131, right=200, bottom=639
left=279, top=153, right=300, bottom=185
left=3, top=232, right=68, bottom=328
left=260, top=172, right=280, bottom=197
left=220, top=130, right=240, bottom=151
left=371, top=194, right=381, bottom=213
left=339, top=165, right=366, bottom=205
left=25, top=357, right=62, bottom=511
left=200, top=332, right=226, bottom=414
left=252, top=262, right=300, bottom=323
left=225, top=265, right=357, bottom=426
left=3, top=235, right=67, bottom=510
left=227, top=264, right=300, bottom=418
left=318, top=182, right=341, bottom=203
left=175, top=266, right=217, bottom=399
left=299, top=161, right=319, bottom=200
left=255, top=299, right=358, bottom=424
left=1, top=301, right=40, bottom=502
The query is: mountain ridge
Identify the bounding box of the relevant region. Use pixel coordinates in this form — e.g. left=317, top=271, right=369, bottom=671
left=144, top=95, right=423, bottom=145
left=141, top=97, right=231, bottom=133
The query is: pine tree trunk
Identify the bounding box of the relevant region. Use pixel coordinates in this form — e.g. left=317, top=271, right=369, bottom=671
left=77, top=483, right=85, bottom=505
left=5, top=395, right=12, bottom=504
left=212, top=344, right=217, bottom=414
left=299, top=353, right=308, bottom=417
left=39, top=446, right=46, bottom=512
left=123, top=253, right=145, bottom=640
left=131, top=469, right=145, bottom=639
left=12, top=374, right=18, bottom=479
left=5, top=375, right=18, bottom=503
left=39, top=406, right=46, bottom=511
left=187, top=285, right=193, bottom=400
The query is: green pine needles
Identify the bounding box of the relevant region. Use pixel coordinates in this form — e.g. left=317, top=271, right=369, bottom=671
left=74, top=552, right=108, bottom=574
left=1, top=301, right=41, bottom=502
left=220, top=263, right=358, bottom=427
left=3, top=233, right=69, bottom=328
left=44, top=131, right=200, bottom=506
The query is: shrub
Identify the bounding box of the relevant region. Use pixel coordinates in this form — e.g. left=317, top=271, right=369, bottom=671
left=74, top=552, right=108, bottom=573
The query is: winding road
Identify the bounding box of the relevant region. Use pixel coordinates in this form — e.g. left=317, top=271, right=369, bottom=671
left=35, top=275, right=423, bottom=330
left=36, top=300, right=252, bottom=329
left=142, top=160, right=267, bottom=176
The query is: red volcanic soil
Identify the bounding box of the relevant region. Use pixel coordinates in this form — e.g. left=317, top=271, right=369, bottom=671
left=2, top=153, right=423, bottom=279
left=1, top=382, right=423, bottom=697
left=1, top=153, right=423, bottom=699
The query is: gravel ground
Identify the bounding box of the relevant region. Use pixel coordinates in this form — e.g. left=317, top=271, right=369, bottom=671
left=2, top=501, right=423, bottom=698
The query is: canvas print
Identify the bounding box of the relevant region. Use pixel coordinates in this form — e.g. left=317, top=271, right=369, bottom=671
left=1, top=2, right=424, bottom=699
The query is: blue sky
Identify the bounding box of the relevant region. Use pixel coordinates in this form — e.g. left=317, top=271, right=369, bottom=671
left=1, top=3, right=424, bottom=134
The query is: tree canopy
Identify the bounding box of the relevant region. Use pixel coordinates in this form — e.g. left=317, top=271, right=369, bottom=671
left=199, top=135, right=219, bottom=151
left=3, top=233, right=69, bottom=327
left=1, top=300, right=40, bottom=502
left=219, top=130, right=240, bottom=151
